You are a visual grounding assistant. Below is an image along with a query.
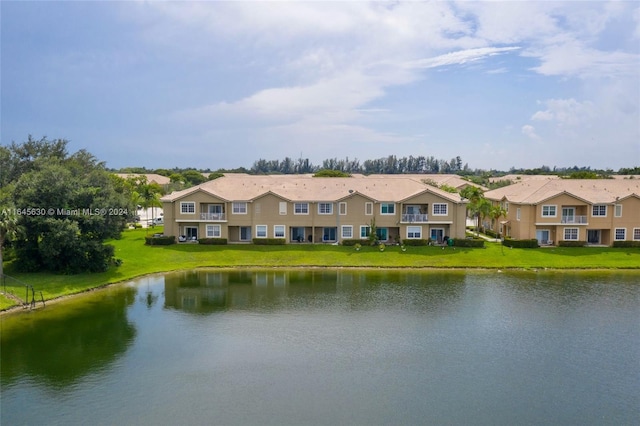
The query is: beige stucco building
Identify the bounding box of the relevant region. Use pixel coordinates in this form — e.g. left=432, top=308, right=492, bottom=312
left=161, top=174, right=468, bottom=244
left=485, top=179, right=640, bottom=246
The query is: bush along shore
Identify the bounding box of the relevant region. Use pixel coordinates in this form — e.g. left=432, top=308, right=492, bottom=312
left=2, top=227, right=639, bottom=312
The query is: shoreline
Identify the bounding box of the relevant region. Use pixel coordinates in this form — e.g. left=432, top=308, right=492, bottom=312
left=2, top=265, right=639, bottom=316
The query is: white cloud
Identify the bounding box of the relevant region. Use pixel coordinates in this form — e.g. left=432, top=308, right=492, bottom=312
left=405, top=47, right=520, bottom=70
left=521, top=125, right=539, bottom=140
left=531, top=98, right=596, bottom=127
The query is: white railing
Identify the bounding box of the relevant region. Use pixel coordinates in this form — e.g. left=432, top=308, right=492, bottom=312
left=200, top=212, right=226, bottom=221
left=561, top=215, right=587, bottom=224
left=401, top=213, right=428, bottom=223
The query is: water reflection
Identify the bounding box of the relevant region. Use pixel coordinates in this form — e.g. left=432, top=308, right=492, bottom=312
left=163, top=269, right=467, bottom=314
left=1, top=287, right=137, bottom=390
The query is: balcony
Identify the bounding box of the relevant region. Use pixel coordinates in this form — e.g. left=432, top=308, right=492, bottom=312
left=200, top=212, right=226, bottom=221
left=401, top=213, right=428, bottom=223
left=561, top=215, right=587, bottom=224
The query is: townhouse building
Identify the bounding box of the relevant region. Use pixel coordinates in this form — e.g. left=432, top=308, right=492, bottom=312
left=484, top=179, right=640, bottom=246
left=160, top=174, right=468, bottom=244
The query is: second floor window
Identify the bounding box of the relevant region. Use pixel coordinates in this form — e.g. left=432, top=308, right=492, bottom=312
left=180, top=202, right=195, bottom=214
left=294, top=203, right=309, bottom=214
left=318, top=203, right=333, bottom=214
left=380, top=203, right=395, bottom=214
left=592, top=205, right=607, bottom=216
left=433, top=203, right=448, bottom=215
left=542, top=205, right=556, bottom=217
left=233, top=202, right=247, bottom=214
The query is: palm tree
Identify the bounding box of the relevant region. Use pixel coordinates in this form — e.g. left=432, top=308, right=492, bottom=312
left=460, top=186, right=486, bottom=237
left=0, top=208, right=21, bottom=278
left=139, top=183, right=162, bottom=233
left=489, top=205, right=508, bottom=240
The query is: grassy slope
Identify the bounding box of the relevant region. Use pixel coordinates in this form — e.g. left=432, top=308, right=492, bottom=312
left=1, top=227, right=639, bottom=310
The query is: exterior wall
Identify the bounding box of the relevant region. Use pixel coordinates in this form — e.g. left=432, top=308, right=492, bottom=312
left=163, top=186, right=468, bottom=245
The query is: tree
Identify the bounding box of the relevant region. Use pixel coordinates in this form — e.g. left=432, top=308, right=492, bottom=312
left=489, top=205, right=507, bottom=238
left=6, top=138, right=130, bottom=273
left=460, top=186, right=486, bottom=237
left=0, top=207, right=21, bottom=277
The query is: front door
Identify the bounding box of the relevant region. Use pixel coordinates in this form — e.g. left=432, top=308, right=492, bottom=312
left=587, top=229, right=600, bottom=244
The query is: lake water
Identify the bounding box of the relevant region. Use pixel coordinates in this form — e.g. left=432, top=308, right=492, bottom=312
left=1, top=269, right=639, bottom=425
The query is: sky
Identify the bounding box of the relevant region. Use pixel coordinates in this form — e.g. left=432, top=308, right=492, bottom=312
left=1, top=1, right=639, bottom=171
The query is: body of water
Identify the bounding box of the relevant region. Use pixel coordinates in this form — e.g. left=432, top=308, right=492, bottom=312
left=1, top=269, right=639, bottom=425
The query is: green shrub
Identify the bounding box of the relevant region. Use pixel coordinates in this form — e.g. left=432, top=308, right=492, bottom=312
left=341, top=239, right=369, bottom=246
left=612, top=241, right=640, bottom=248
left=402, top=239, right=430, bottom=246
left=484, top=229, right=498, bottom=238
left=558, top=240, right=586, bottom=247
left=502, top=239, right=539, bottom=248
left=198, top=238, right=228, bottom=245
left=252, top=238, right=286, bottom=245
left=452, top=238, right=484, bottom=248
left=145, top=235, right=176, bottom=245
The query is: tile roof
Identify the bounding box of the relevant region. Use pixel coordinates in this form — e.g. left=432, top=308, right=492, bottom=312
left=161, top=174, right=464, bottom=203
left=485, top=179, right=640, bottom=204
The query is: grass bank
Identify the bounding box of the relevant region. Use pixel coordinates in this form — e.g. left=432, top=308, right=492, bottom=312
left=2, top=227, right=639, bottom=310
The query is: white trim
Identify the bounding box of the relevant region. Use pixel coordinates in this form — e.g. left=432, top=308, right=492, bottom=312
left=516, top=207, right=521, bottom=221
left=180, top=201, right=196, bottom=214
left=633, top=228, right=640, bottom=241
left=614, top=204, right=622, bottom=218
left=232, top=202, right=247, bottom=214
left=206, top=224, right=221, bottom=238
left=294, top=202, right=309, bottom=215
left=541, top=205, right=557, bottom=217
left=360, top=225, right=371, bottom=238
left=318, top=202, right=333, bottom=215
left=592, top=204, right=607, bottom=217
left=341, top=225, right=353, bottom=239
left=406, top=226, right=422, bottom=239
left=339, top=202, right=347, bottom=215
left=380, top=203, right=395, bottom=215
left=563, top=227, right=579, bottom=241
left=365, top=202, right=373, bottom=215
left=279, top=202, right=287, bottom=215
left=274, top=225, right=285, bottom=238
left=255, top=224, right=268, bottom=238
left=614, top=228, right=626, bottom=241
left=432, top=203, right=448, bottom=216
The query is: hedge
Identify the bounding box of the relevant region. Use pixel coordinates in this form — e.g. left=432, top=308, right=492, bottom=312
left=452, top=238, right=484, bottom=248
left=341, top=239, right=370, bottom=246
left=402, top=239, right=431, bottom=246
left=198, top=238, right=228, bottom=245
left=145, top=235, right=176, bottom=245
left=612, top=241, right=640, bottom=248
left=252, top=238, right=286, bottom=245
left=502, top=239, right=539, bottom=248
left=558, top=240, right=586, bottom=247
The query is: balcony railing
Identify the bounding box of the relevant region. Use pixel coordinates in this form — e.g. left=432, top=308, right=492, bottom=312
left=401, top=213, right=428, bottom=223
left=561, top=215, right=587, bottom=224
left=200, top=212, right=226, bottom=221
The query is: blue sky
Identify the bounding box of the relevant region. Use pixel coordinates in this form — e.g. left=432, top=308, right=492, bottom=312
left=2, top=1, right=639, bottom=171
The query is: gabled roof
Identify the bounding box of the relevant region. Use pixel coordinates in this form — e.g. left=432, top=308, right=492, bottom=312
left=161, top=174, right=465, bottom=204
left=484, top=179, right=640, bottom=204
left=369, top=174, right=486, bottom=191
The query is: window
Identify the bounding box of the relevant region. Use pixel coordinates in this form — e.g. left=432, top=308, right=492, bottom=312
left=318, top=203, right=333, bottom=215
left=256, top=225, right=267, bottom=238
left=614, top=204, right=622, bottom=217
left=339, top=202, right=347, bottom=215
left=341, top=225, right=353, bottom=239
left=503, top=202, right=509, bottom=213
left=433, top=203, right=448, bottom=215
left=365, top=202, right=373, bottom=215
left=233, top=202, right=247, bottom=214
left=360, top=226, right=371, bottom=238
left=407, top=226, right=422, bottom=239
left=564, top=228, right=579, bottom=240
left=180, top=202, right=195, bottom=214
left=516, top=208, right=521, bottom=221
left=592, top=205, right=607, bottom=217
left=206, top=225, right=221, bottom=238
left=380, top=203, right=395, bottom=214
left=634, top=228, right=640, bottom=241
left=376, top=228, right=388, bottom=241
left=294, top=203, right=309, bottom=214
left=542, top=205, right=556, bottom=217
left=279, top=202, right=287, bottom=215
left=274, top=225, right=285, bottom=238
left=615, top=228, right=626, bottom=240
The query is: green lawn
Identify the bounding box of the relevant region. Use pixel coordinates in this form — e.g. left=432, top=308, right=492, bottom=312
left=1, top=227, right=639, bottom=310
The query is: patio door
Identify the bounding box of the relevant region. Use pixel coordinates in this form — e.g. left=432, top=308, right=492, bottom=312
left=536, top=230, right=550, bottom=244
left=323, top=227, right=337, bottom=242
left=562, top=207, right=575, bottom=223
left=185, top=226, right=198, bottom=240
left=587, top=230, right=600, bottom=244
left=240, top=226, right=251, bottom=241
left=430, top=228, right=444, bottom=243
